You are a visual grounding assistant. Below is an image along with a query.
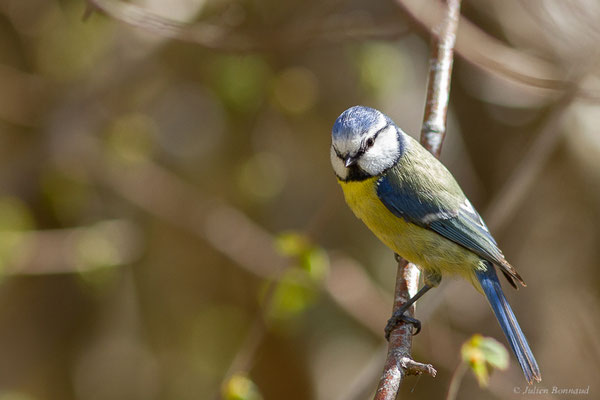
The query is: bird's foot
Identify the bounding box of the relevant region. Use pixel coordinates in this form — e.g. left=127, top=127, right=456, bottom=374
left=385, top=312, right=421, bottom=340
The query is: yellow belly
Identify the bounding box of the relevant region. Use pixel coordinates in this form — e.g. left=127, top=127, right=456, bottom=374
left=340, top=178, right=481, bottom=280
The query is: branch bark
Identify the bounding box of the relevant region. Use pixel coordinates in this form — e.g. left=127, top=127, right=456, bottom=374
left=374, top=0, right=461, bottom=398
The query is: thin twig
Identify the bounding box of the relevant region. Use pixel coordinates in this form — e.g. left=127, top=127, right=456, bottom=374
left=445, top=362, right=467, bottom=400
left=212, top=277, right=284, bottom=400
left=374, top=0, right=461, bottom=398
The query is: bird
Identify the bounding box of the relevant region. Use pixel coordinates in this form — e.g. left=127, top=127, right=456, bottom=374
left=330, top=105, right=541, bottom=384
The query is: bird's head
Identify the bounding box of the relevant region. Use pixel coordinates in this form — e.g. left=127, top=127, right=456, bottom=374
left=331, top=106, right=404, bottom=181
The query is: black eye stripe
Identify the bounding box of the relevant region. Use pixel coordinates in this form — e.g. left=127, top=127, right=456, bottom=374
left=333, top=122, right=391, bottom=160
left=361, top=123, right=390, bottom=150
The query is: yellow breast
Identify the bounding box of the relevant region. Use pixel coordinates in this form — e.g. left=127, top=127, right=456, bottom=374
left=339, top=178, right=481, bottom=280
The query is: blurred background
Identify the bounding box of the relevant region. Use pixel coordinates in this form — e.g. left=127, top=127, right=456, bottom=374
left=0, top=0, right=599, bottom=399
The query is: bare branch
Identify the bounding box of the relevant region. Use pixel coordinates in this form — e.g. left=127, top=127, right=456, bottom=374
left=2, top=220, right=140, bottom=275
left=396, top=0, right=563, bottom=91
left=85, top=0, right=600, bottom=105
left=375, top=0, right=461, bottom=398
left=84, top=0, right=410, bottom=51
left=484, top=86, right=580, bottom=232
left=85, top=0, right=238, bottom=48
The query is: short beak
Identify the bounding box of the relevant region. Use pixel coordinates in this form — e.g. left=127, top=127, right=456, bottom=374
left=344, top=155, right=359, bottom=168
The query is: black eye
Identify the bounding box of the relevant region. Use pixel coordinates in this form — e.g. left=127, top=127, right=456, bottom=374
left=365, top=137, right=374, bottom=148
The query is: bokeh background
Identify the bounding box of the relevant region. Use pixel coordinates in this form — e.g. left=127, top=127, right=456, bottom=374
left=0, top=0, right=599, bottom=399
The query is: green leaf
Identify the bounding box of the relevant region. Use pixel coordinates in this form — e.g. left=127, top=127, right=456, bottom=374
left=461, top=334, right=509, bottom=387
left=262, top=269, right=316, bottom=322
left=263, top=232, right=330, bottom=322
left=275, top=231, right=329, bottom=281
left=300, top=246, right=328, bottom=282
left=479, top=336, right=509, bottom=370
left=275, top=231, right=310, bottom=257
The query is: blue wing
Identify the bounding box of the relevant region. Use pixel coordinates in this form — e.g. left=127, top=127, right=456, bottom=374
left=376, top=173, right=524, bottom=286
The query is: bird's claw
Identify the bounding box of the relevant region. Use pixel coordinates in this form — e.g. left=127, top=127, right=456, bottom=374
left=384, top=312, right=421, bottom=340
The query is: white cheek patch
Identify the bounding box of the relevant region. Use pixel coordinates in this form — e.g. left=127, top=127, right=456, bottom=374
left=330, top=146, right=347, bottom=179
left=358, top=125, right=400, bottom=176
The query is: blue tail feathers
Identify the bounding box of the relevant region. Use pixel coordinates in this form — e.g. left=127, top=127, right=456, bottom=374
left=475, top=263, right=541, bottom=383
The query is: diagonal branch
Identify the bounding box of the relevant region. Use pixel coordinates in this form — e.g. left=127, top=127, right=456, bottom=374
left=483, top=86, right=580, bottom=232
left=84, top=0, right=410, bottom=51
left=396, top=0, right=562, bottom=91
left=374, top=0, right=461, bottom=398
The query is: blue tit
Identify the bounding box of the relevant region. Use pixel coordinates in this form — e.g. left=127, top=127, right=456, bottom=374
left=330, top=105, right=541, bottom=384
